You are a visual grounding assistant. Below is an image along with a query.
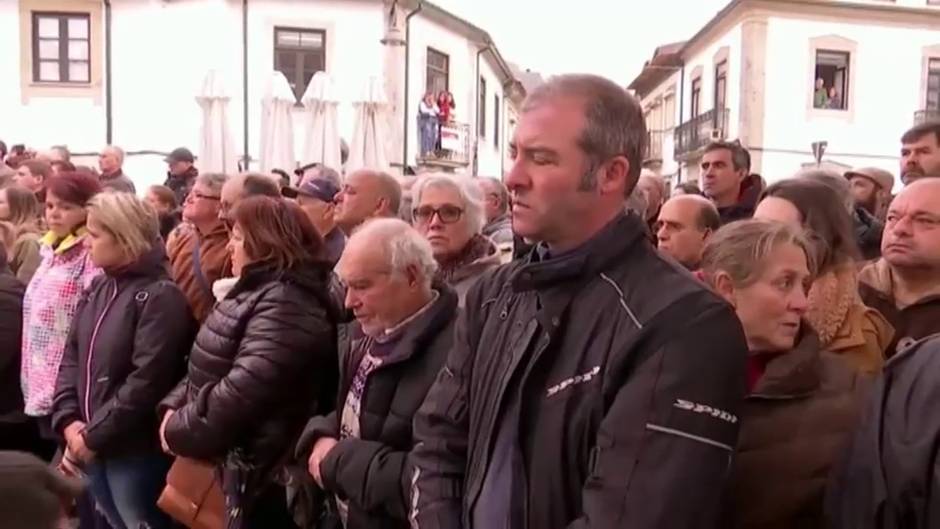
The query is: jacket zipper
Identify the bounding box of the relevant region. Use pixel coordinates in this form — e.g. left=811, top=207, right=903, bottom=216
left=83, top=279, right=120, bottom=422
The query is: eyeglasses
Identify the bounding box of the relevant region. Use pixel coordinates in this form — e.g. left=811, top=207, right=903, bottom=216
left=413, top=205, right=464, bottom=224
left=187, top=191, right=221, bottom=202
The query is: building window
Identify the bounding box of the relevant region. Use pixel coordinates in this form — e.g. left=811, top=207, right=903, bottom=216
left=479, top=77, right=487, bottom=137
left=714, top=61, right=728, bottom=111
left=927, top=58, right=940, bottom=110
left=426, top=48, right=449, bottom=95
left=814, top=50, right=849, bottom=110
left=31, top=12, right=90, bottom=83
left=691, top=77, right=702, bottom=117
left=494, top=95, right=500, bottom=147
left=663, top=94, right=676, bottom=129
left=274, top=27, right=326, bottom=101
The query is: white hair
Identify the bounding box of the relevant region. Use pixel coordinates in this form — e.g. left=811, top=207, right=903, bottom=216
left=196, top=173, right=228, bottom=195
left=412, top=173, right=486, bottom=234
left=351, top=218, right=439, bottom=289
left=103, top=145, right=125, bottom=164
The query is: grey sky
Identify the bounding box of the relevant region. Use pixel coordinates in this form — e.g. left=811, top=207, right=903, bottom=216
left=433, top=0, right=730, bottom=85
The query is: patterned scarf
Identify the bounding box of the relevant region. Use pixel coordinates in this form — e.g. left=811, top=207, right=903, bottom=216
left=435, top=234, right=495, bottom=284
left=805, top=264, right=859, bottom=346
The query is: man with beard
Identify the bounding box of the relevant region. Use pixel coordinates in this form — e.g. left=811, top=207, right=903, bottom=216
left=900, top=122, right=940, bottom=186
left=846, top=167, right=894, bottom=220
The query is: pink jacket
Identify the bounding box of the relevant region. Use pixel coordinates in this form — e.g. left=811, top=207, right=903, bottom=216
left=21, top=230, right=101, bottom=417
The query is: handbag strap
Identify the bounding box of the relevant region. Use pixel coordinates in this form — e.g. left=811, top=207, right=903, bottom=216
left=191, top=235, right=215, bottom=301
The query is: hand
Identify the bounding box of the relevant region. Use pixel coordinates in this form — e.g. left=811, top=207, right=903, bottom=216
left=159, top=410, right=175, bottom=455
left=58, top=447, right=84, bottom=478
left=70, top=432, right=95, bottom=464
left=63, top=421, right=85, bottom=448
left=307, top=437, right=338, bottom=487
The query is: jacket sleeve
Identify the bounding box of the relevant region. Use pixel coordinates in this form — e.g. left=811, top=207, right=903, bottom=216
left=157, top=375, right=190, bottom=417
left=295, top=411, right=340, bottom=461
left=51, top=293, right=89, bottom=435
left=408, top=294, right=478, bottom=529
left=320, top=438, right=410, bottom=520
left=82, top=283, right=195, bottom=454
left=165, top=290, right=334, bottom=460
left=13, top=238, right=41, bottom=285
left=566, top=301, right=748, bottom=529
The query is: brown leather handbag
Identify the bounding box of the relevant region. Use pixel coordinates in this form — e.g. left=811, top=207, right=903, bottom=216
left=157, top=457, right=226, bottom=529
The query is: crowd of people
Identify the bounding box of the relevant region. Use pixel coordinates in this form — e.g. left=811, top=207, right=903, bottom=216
left=2, top=72, right=940, bottom=529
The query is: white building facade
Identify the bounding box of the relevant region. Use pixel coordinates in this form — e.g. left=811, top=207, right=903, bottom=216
left=629, top=0, right=940, bottom=191
left=1, top=0, right=524, bottom=191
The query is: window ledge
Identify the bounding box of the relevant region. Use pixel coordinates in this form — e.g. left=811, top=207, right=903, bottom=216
left=808, top=107, right=854, bottom=122
left=22, top=82, right=101, bottom=104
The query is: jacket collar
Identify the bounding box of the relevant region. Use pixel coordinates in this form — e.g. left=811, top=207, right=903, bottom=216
left=859, top=258, right=940, bottom=307
left=383, top=284, right=458, bottom=364
left=750, top=326, right=822, bottom=398
left=104, top=241, right=169, bottom=280
left=510, top=212, right=646, bottom=292
left=40, top=227, right=88, bottom=255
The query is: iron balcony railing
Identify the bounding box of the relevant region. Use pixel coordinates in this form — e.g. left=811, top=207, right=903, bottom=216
left=419, top=121, right=471, bottom=167
left=674, top=108, right=730, bottom=159
left=645, top=130, right=664, bottom=163
left=914, top=109, right=940, bottom=125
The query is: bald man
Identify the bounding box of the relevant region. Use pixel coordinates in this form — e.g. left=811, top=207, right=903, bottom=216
left=98, top=145, right=136, bottom=194
left=218, top=173, right=281, bottom=227
left=859, top=178, right=940, bottom=357
left=333, top=169, right=402, bottom=234
left=656, top=194, right=721, bottom=270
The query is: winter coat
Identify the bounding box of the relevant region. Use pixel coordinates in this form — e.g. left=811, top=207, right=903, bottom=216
left=21, top=230, right=101, bottom=417
left=164, top=166, right=198, bottom=207
left=100, top=170, right=136, bottom=195
left=718, top=174, right=761, bottom=225
left=482, top=214, right=513, bottom=247
left=805, top=264, right=892, bottom=374
left=828, top=333, right=940, bottom=529
left=166, top=220, right=232, bottom=323
left=158, top=210, right=182, bottom=241
left=50, top=243, right=195, bottom=457
left=722, top=329, right=871, bottom=529
left=858, top=259, right=940, bottom=357
left=0, top=265, right=25, bottom=423
left=436, top=234, right=502, bottom=307
left=159, top=260, right=339, bottom=516
left=294, top=286, right=458, bottom=529
left=10, top=229, right=41, bottom=286
left=408, top=212, right=749, bottom=529
left=854, top=207, right=883, bottom=261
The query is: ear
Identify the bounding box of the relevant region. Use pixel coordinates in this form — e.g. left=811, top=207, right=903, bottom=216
left=375, top=197, right=391, bottom=216
left=712, top=271, right=737, bottom=308
left=404, top=264, right=421, bottom=287
left=599, top=156, right=630, bottom=196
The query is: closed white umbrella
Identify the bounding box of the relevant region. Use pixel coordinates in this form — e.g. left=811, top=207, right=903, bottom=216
left=301, top=72, right=343, bottom=171
left=347, top=76, right=390, bottom=173
left=196, top=70, right=238, bottom=174
left=259, top=71, right=296, bottom=174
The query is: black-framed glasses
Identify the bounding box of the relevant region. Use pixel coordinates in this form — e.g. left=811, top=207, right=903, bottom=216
left=413, top=205, right=464, bottom=224
left=187, top=191, right=221, bottom=202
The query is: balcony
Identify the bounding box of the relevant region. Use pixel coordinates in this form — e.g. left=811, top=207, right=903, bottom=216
left=674, top=108, right=730, bottom=160
left=914, top=109, right=940, bottom=125
left=418, top=121, right=471, bottom=169
left=644, top=130, right=664, bottom=166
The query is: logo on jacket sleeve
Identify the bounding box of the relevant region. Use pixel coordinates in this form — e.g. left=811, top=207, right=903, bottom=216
left=673, top=398, right=738, bottom=424
left=546, top=366, right=601, bottom=398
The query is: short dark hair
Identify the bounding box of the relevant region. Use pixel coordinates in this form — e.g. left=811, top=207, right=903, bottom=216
left=50, top=160, right=76, bottom=173
left=45, top=171, right=102, bottom=206
left=759, top=178, right=859, bottom=271
left=232, top=196, right=323, bottom=271
left=674, top=182, right=703, bottom=196
left=703, top=141, right=751, bottom=172
left=695, top=199, right=721, bottom=232
left=242, top=174, right=281, bottom=198
left=901, top=121, right=940, bottom=146
left=147, top=185, right=178, bottom=209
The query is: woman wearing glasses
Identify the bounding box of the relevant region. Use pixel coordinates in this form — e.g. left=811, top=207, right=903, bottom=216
left=412, top=173, right=501, bottom=306
left=166, top=173, right=231, bottom=323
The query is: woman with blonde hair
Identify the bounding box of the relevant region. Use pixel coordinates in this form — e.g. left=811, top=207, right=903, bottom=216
left=51, top=192, right=195, bottom=529
left=701, top=219, right=870, bottom=529
left=0, top=185, right=42, bottom=283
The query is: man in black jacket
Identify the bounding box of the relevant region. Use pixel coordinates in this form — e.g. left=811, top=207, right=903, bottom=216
left=296, top=218, right=456, bottom=529
left=408, top=74, right=749, bottom=529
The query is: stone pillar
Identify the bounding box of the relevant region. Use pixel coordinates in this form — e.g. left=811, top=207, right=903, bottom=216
left=738, top=16, right=768, bottom=175
left=382, top=0, right=407, bottom=174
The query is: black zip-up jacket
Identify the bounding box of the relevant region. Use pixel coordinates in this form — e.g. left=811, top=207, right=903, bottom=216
left=828, top=333, right=940, bottom=529
left=0, top=266, right=25, bottom=423
left=51, top=243, right=196, bottom=457
left=295, top=285, right=458, bottom=529
left=408, top=213, right=749, bottom=529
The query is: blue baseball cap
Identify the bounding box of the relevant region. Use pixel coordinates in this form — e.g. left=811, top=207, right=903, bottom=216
left=282, top=177, right=340, bottom=203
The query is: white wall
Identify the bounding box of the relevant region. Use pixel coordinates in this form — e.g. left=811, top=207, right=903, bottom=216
left=760, top=15, right=937, bottom=186
left=476, top=54, right=506, bottom=177
left=639, top=70, right=682, bottom=179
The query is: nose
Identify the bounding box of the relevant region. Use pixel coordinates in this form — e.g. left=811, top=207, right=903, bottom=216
left=344, top=288, right=358, bottom=310
left=504, top=157, right=529, bottom=195
left=890, top=214, right=914, bottom=237
left=789, top=287, right=810, bottom=315
left=428, top=212, right=445, bottom=229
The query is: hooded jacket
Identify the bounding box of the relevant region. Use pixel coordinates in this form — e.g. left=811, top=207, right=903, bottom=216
left=408, top=213, right=749, bottom=529
left=722, top=329, right=871, bottom=529
left=51, top=243, right=195, bottom=457
left=718, top=174, right=761, bottom=225
left=858, top=259, right=940, bottom=357
left=164, top=166, right=198, bottom=207
left=295, top=286, right=458, bottom=529
left=828, top=333, right=940, bottom=529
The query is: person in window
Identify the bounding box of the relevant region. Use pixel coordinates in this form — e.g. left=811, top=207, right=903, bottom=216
left=158, top=196, right=339, bottom=529
left=754, top=178, right=892, bottom=374
left=52, top=192, right=194, bottom=529
left=417, top=92, right=439, bottom=159
left=701, top=219, right=870, bottom=529
left=827, top=87, right=843, bottom=110
left=0, top=185, right=42, bottom=285
left=21, top=172, right=102, bottom=444
left=814, top=78, right=829, bottom=109
left=437, top=91, right=455, bottom=125
left=411, top=173, right=501, bottom=306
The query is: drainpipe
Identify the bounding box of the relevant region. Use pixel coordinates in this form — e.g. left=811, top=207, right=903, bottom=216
left=104, top=0, right=112, bottom=143
left=402, top=1, right=424, bottom=171
left=473, top=43, right=491, bottom=175
left=677, top=63, right=685, bottom=181
left=242, top=0, right=250, bottom=170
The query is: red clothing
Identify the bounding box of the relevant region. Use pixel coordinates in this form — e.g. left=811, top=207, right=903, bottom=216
left=746, top=352, right=784, bottom=393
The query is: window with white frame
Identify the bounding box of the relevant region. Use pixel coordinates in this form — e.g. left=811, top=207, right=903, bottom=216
left=814, top=50, right=850, bottom=110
